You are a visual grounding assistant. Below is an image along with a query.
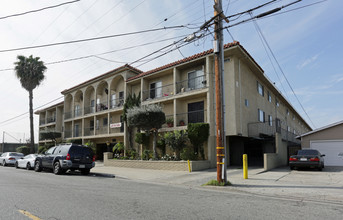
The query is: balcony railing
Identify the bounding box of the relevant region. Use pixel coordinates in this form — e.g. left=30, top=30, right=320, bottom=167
left=110, top=127, right=124, bottom=134
left=83, top=127, right=94, bottom=136
left=74, top=109, right=82, bottom=118
left=176, top=75, right=207, bottom=94
left=281, top=128, right=300, bottom=144
left=96, top=101, right=109, bottom=112
left=162, top=114, right=174, bottom=128
left=46, top=116, right=56, bottom=124
left=64, top=130, right=72, bottom=138
left=39, top=119, right=46, bottom=125
left=143, top=83, right=174, bottom=101
left=64, top=111, right=73, bottom=120
left=95, top=126, right=108, bottom=135
left=248, top=122, right=276, bottom=138
left=84, top=106, right=96, bottom=115
left=110, top=97, right=124, bottom=109
left=175, top=110, right=207, bottom=127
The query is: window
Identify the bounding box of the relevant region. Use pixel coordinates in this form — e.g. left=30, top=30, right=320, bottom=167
left=268, top=115, right=273, bottom=126
left=258, top=109, right=265, bottom=122
left=286, top=109, right=290, bottom=116
left=119, top=91, right=124, bottom=105
left=188, top=70, right=205, bottom=90
left=149, top=81, right=162, bottom=99
left=188, top=101, right=204, bottom=124
left=267, top=91, right=272, bottom=102
left=96, top=120, right=99, bottom=130
left=245, top=99, right=249, bottom=107
left=120, top=116, right=124, bottom=132
left=257, top=81, right=264, bottom=96
left=90, top=120, right=94, bottom=131
left=103, top=118, right=108, bottom=126
left=90, top=100, right=95, bottom=113
left=276, top=98, right=279, bottom=107
left=111, top=94, right=116, bottom=108
left=74, top=105, right=80, bottom=117
left=74, top=124, right=79, bottom=137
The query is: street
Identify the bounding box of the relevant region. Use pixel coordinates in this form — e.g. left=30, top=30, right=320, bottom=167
left=1, top=166, right=343, bottom=220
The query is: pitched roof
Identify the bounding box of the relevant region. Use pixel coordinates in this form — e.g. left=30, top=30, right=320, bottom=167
left=61, top=64, right=142, bottom=94
left=127, top=41, right=263, bottom=81
left=298, top=120, right=343, bottom=138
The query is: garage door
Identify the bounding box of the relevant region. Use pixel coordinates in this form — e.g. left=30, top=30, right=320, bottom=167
left=310, top=141, right=343, bottom=166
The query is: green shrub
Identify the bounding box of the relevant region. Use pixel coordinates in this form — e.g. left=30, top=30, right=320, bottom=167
left=84, top=141, right=96, bottom=154
left=126, top=149, right=138, bottom=160
left=180, top=147, right=198, bottom=161
left=163, top=130, right=188, bottom=160
left=16, top=146, right=30, bottom=155
left=142, top=149, right=152, bottom=160
left=202, top=179, right=231, bottom=186
left=38, top=146, right=48, bottom=154
left=156, top=134, right=166, bottom=156
left=135, top=132, right=150, bottom=148
left=187, top=123, right=209, bottom=160
left=113, top=142, right=125, bottom=153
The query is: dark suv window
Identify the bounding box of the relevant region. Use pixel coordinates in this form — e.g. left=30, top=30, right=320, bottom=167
left=69, top=146, right=93, bottom=157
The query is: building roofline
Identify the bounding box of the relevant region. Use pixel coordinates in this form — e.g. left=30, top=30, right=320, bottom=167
left=298, top=120, right=343, bottom=138
left=34, top=101, right=64, bottom=114
left=61, top=64, right=142, bottom=94
left=126, top=41, right=263, bottom=81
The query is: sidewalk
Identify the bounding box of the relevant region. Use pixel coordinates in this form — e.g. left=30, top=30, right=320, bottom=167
left=92, top=162, right=343, bottom=204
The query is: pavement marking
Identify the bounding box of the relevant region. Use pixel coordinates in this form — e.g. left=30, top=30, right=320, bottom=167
left=18, top=210, right=41, bottom=220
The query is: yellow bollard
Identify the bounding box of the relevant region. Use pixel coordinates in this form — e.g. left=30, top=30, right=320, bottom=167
left=187, top=160, right=191, bottom=172
left=243, top=154, right=248, bottom=179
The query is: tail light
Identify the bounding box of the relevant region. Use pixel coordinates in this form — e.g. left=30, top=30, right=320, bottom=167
left=310, top=157, right=320, bottom=162
left=92, top=155, right=96, bottom=162
left=8, top=157, right=15, bottom=160
left=289, top=157, right=298, bottom=161
left=66, top=153, right=71, bottom=160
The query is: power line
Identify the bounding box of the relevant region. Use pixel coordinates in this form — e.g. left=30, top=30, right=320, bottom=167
left=0, top=0, right=80, bottom=21
left=249, top=13, right=316, bottom=129
left=0, top=25, right=187, bottom=53
left=0, top=96, right=64, bottom=126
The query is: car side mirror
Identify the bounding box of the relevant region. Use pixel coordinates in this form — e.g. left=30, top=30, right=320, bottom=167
left=321, top=154, right=325, bottom=157
left=21, top=157, right=24, bottom=159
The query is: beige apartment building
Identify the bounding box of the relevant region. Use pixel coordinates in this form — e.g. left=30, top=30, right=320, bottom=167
left=36, top=41, right=312, bottom=170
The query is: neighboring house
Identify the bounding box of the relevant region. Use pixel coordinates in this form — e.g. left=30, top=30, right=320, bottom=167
left=35, top=101, right=64, bottom=145
left=35, top=41, right=312, bottom=170
left=298, top=120, right=343, bottom=166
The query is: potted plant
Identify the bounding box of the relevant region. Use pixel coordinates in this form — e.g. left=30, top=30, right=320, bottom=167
left=179, top=120, right=185, bottom=126
left=166, top=117, right=174, bottom=127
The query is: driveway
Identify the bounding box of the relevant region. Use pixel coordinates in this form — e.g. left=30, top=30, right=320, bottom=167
left=92, top=163, right=343, bottom=204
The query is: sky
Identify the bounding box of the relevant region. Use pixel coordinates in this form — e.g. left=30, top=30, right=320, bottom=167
left=0, top=0, right=342, bottom=143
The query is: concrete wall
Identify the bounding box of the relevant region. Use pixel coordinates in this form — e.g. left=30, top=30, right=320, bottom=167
left=104, top=152, right=211, bottom=171
left=263, top=133, right=288, bottom=170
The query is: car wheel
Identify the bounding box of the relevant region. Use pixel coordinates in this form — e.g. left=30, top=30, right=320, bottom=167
left=34, top=161, right=42, bottom=172
left=26, top=162, right=32, bottom=170
left=15, top=162, right=19, bottom=169
left=80, top=168, right=90, bottom=175
left=53, top=162, right=63, bottom=175
left=318, top=166, right=322, bottom=171
left=290, top=166, right=294, bottom=170
left=3, top=160, right=6, bottom=167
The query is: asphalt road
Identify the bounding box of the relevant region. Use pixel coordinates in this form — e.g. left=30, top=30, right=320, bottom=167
left=1, top=166, right=343, bottom=220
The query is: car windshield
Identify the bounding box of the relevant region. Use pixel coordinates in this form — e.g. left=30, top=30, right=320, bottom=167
left=9, top=153, right=24, bottom=156
left=297, top=150, right=318, bottom=156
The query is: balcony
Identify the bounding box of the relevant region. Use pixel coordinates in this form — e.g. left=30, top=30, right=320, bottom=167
left=64, top=130, right=72, bottom=138
left=84, top=127, right=94, bottom=136
left=47, top=116, right=56, bottom=124
left=281, top=128, right=300, bottom=144
left=248, top=122, right=276, bottom=138
left=84, top=106, right=96, bottom=115
left=143, top=83, right=173, bottom=101
left=74, top=109, right=82, bottom=118
left=39, top=119, right=46, bottom=125
left=110, top=97, right=124, bottom=109
left=95, top=126, right=108, bottom=135
left=175, top=110, right=207, bottom=127
left=64, top=111, right=73, bottom=120
left=96, top=101, right=109, bottom=112
left=176, top=75, right=207, bottom=94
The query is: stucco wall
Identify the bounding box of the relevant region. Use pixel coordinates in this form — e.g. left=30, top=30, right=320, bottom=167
left=301, top=124, right=343, bottom=148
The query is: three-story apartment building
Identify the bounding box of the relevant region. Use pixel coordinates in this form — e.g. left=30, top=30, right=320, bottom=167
left=36, top=41, right=311, bottom=169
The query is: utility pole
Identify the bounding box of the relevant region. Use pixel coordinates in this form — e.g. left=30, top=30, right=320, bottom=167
left=214, top=0, right=227, bottom=184
left=2, top=131, right=5, bottom=152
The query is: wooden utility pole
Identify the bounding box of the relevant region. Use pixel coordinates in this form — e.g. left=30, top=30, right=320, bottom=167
left=214, top=0, right=226, bottom=183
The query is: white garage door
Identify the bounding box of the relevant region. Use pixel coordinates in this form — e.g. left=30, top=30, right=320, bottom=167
left=310, top=140, right=343, bottom=166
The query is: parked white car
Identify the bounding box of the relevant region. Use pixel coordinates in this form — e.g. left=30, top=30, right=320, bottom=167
left=15, top=154, right=38, bottom=170
left=0, top=152, right=24, bottom=166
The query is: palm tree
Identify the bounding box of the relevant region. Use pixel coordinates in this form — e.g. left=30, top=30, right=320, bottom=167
left=14, top=55, right=47, bottom=153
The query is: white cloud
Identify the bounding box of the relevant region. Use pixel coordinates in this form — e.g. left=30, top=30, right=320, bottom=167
left=297, top=54, right=319, bottom=69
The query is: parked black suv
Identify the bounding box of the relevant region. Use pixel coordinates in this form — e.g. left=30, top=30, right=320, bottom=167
left=34, top=143, right=95, bottom=175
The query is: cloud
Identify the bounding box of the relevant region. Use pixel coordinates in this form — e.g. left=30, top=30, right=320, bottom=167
left=297, top=54, right=319, bottom=70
